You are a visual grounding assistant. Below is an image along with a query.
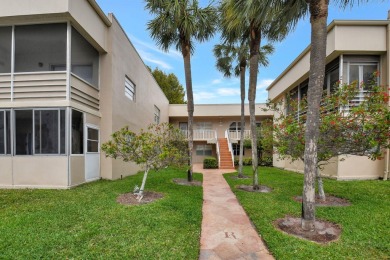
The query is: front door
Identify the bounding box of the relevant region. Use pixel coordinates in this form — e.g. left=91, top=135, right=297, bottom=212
left=85, top=125, right=100, bottom=181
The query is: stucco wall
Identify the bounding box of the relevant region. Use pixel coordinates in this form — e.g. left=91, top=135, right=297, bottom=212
left=0, top=157, right=13, bottom=186
left=99, top=16, right=169, bottom=180
left=12, top=156, right=68, bottom=188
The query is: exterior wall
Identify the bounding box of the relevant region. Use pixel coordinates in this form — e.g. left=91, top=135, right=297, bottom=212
left=0, top=157, right=13, bottom=186
left=268, top=21, right=389, bottom=101
left=70, top=156, right=85, bottom=186
left=12, top=156, right=68, bottom=188
left=267, top=20, right=390, bottom=180
left=337, top=155, right=385, bottom=180
left=193, top=141, right=217, bottom=163
left=99, top=16, right=169, bottom=180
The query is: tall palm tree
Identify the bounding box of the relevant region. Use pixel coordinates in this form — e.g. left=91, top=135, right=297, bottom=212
left=213, top=40, right=274, bottom=178
left=220, top=0, right=303, bottom=190
left=145, top=0, right=218, bottom=181
left=280, top=0, right=373, bottom=231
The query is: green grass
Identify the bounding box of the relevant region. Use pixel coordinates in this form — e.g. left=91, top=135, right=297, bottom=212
left=224, top=167, right=390, bottom=260
left=0, top=168, right=203, bottom=259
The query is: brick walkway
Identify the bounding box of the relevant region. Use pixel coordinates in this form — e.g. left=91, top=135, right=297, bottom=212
left=195, top=164, right=274, bottom=260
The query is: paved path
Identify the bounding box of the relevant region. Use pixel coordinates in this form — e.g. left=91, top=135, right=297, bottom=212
left=195, top=164, right=274, bottom=260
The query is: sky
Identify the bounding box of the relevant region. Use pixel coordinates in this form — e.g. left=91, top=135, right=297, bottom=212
left=95, top=0, right=390, bottom=104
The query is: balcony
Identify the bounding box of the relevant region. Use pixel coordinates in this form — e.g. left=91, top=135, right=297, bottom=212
left=227, top=130, right=251, bottom=142
left=181, top=130, right=217, bottom=143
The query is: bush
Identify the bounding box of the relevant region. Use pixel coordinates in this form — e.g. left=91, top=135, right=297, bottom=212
left=203, top=157, right=218, bottom=169
left=234, top=157, right=253, bottom=166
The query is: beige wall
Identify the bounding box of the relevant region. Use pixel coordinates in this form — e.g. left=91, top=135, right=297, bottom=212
left=193, top=141, right=217, bottom=163
left=0, top=157, right=13, bottom=186
left=337, top=155, right=385, bottom=180
left=12, top=156, right=68, bottom=188
left=169, top=103, right=273, bottom=118
left=268, top=21, right=389, bottom=101
left=70, top=156, right=85, bottom=186
left=99, top=16, right=169, bottom=180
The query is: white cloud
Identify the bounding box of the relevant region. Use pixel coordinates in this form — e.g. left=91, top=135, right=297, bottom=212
left=194, top=91, right=217, bottom=102
left=257, top=79, right=274, bottom=90
left=130, top=35, right=182, bottom=59
left=137, top=50, right=172, bottom=70
left=212, top=79, right=222, bottom=85
left=217, top=88, right=240, bottom=96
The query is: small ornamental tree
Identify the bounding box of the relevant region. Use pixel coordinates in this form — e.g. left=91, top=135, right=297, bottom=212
left=265, top=75, right=390, bottom=201
left=101, top=123, right=189, bottom=202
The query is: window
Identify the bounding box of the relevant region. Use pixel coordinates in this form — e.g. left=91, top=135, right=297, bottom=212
left=0, top=110, right=11, bottom=155
left=87, top=127, right=99, bottom=153
left=71, top=27, right=99, bottom=87
left=154, top=105, right=160, bottom=124
left=229, top=122, right=243, bottom=132
left=72, top=110, right=84, bottom=154
left=125, top=76, right=135, bottom=101
left=15, top=109, right=65, bottom=155
left=194, top=122, right=212, bottom=130
left=0, top=27, right=12, bottom=73
left=196, top=144, right=212, bottom=156
left=232, top=143, right=243, bottom=156
left=15, top=24, right=67, bottom=73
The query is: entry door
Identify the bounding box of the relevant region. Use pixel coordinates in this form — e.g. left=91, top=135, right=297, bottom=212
left=85, top=125, right=100, bottom=181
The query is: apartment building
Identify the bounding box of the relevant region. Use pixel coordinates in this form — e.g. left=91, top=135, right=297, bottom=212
left=0, top=0, right=169, bottom=188
left=169, top=104, right=273, bottom=168
left=267, top=18, right=390, bottom=180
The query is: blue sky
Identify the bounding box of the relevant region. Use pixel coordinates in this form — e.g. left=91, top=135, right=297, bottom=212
left=95, top=0, right=389, bottom=104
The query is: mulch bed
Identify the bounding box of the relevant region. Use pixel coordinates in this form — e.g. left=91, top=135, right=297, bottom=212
left=293, top=195, right=351, bottom=207
left=172, top=178, right=202, bottom=186
left=116, top=191, right=164, bottom=205
left=237, top=184, right=273, bottom=193
left=275, top=216, right=341, bottom=244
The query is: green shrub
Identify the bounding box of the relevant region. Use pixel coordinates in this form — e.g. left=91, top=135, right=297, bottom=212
left=243, top=158, right=252, bottom=165
left=203, top=157, right=218, bottom=169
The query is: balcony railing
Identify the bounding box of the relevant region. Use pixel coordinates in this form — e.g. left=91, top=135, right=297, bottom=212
left=181, top=130, right=217, bottom=141
left=228, top=130, right=251, bottom=141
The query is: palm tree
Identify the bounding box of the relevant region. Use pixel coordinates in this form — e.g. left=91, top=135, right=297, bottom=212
left=280, top=0, right=373, bottom=231
left=213, top=40, right=274, bottom=178
left=145, top=0, right=217, bottom=181
left=220, top=0, right=303, bottom=189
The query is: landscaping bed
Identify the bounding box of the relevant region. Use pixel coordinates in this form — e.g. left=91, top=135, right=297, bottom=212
left=224, top=166, right=390, bottom=259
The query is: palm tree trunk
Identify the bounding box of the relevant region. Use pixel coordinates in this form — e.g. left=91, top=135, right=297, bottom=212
left=302, top=0, right=328, bottom=231
left=182, top=42, right=194, bottom=182
left=249, top=25, right=261, bottom=190
left=238, top=63, right=246, bottom=178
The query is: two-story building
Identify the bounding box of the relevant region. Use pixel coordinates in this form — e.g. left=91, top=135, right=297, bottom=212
left=267, top=18, right=390, bottom=180
left=0, top=0, right=169, bottom=188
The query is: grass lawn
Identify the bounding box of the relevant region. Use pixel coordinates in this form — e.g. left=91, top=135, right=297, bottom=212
left=224, top=166, right=390, bottom=260
left=0, top=168, right=203, bottom=259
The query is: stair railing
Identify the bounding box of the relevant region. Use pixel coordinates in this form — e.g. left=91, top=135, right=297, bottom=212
left=216, top=140, right=221, bottom=169
left=224, top=130, right=235, bottom=168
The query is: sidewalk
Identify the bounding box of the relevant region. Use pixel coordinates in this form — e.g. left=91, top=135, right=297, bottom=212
left=194, top=164, right=274, bottom=260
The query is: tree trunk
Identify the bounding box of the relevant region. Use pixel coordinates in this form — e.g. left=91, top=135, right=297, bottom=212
left=316, top=167, right=326, bottom=201
left=302, top=0, right=328, bottom=231
left=248, top=25, right=261, bottom=190
left=137, top=167, right=149, bottom=202
left=181, top=41, right=194, bottom=182
left=238, top=62, right=246, bottom=178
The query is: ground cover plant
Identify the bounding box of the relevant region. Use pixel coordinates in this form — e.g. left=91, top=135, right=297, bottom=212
left=224, top=166, right=390, bottom=259
left=0, top=168, right=203, bottom=259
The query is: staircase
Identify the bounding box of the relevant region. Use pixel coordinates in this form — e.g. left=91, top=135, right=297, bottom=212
left=218, top=138, right=234, bottom=169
